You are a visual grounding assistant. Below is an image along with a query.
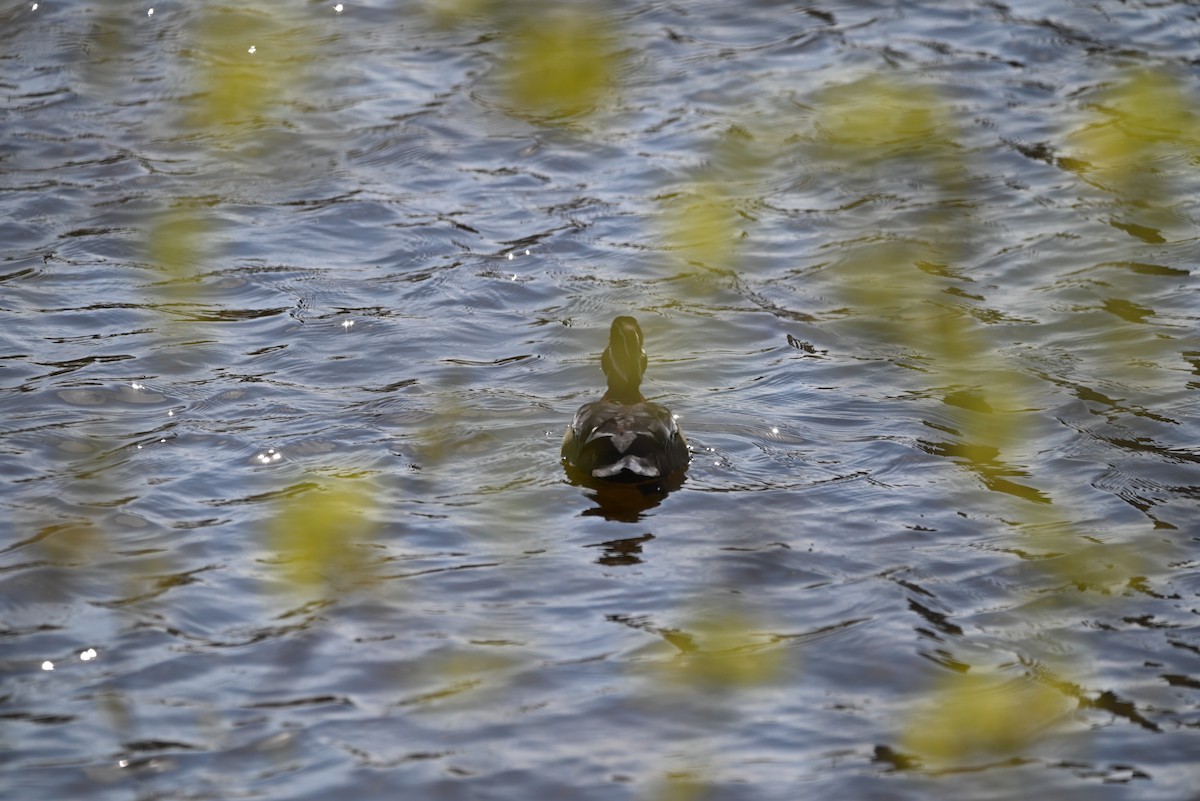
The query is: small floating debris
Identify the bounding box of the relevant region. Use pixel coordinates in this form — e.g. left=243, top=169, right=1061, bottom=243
left=786, top=334, right=823, bottom=355
left=80, top=648, right=98, bottom=661
left=255, top=448, right=282, bottom=465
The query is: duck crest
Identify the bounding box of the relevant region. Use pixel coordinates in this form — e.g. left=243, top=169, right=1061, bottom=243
left=562, top=316, right=689, bottom=484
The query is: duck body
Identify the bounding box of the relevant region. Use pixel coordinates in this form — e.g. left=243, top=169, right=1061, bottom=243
left=562, top=316, right=689, bottom=483
left=562, top=398, right=688, bottom=481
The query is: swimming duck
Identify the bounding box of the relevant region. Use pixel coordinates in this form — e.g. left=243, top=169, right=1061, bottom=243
left=562, top=316, right=689, bottom=482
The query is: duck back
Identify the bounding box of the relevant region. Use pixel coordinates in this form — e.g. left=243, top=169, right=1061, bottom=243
left=562, top=399, right=688, bottom=482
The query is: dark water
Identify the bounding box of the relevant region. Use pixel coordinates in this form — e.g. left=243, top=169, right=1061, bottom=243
left=3, top=1, right=1199, bottom=799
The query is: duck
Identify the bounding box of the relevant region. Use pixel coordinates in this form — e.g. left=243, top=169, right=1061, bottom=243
left=562, top=316, right=689, bottom=483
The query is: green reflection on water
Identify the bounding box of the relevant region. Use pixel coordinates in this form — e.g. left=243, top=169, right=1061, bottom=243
left=428, top=0, right=622, bottom=123
left=266, top=477, right=380, bottom=595
left=804, top=68, right=1187, bottom=768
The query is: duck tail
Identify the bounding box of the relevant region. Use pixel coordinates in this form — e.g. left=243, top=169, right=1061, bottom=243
left=591, top=455, right=661, bottom=479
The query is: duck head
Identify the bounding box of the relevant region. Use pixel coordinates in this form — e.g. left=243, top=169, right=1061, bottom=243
left=601, top=316, right=648, bottom=403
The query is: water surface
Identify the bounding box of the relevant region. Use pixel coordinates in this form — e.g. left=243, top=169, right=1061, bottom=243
left=2, top=2, right=1199, bottom=799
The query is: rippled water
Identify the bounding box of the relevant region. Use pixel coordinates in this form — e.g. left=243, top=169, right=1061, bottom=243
left=3, top=2, right=1199, bottom=799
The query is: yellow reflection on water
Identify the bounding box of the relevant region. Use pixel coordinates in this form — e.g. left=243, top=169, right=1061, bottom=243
left=427, top=1, right=621, bottom=122
left=266, top=478, right=379, bottom=595
left=657, top=122, right=779, bottom=280
left=644, top=772, right=712, bottom=801
left=655, top=609, right=787, bottom=692
left=187, top=8, right=297, bottom=135
left=147, top=202, right=208, bottom=291
left=803, top=70, right=1176, bottom=770
left=1070, top=67, right=1195, bottom=396
left=813, top=74, right=1042, bottom=499
left=903, top=670, right=1071, bottom=767
left=499, top=7, right=621, bottom=121
left=422, top=0, right=496, bottom=26
left=1072, top=67, right=1198, bottom=201
left=633, top=604, right=789, bottom=798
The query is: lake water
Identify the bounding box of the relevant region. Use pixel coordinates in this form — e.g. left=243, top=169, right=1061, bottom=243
left=2, top=1, right=1198, bottom=799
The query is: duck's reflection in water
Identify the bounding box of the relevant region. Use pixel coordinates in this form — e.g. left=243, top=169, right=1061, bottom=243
left=586, top=532, right=654, bottom=566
